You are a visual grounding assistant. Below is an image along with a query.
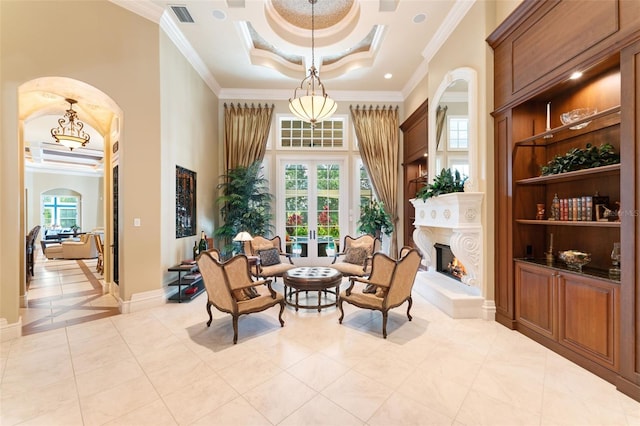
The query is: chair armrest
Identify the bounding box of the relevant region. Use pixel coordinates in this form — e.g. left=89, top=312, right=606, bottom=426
left=346, top=276, right=389, bottom=296
left=363, top=255, right=373, bottom=271
left=265, top=280, right=277, bottom=298
left=331, top=252, right=346, bottom=265
left=237, top=279, right=270, bottom=290
left=280, top=252, right=294, bottom=264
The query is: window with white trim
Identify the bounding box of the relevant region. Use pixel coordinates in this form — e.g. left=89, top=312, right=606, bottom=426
left=279, top=117, right=345, bottom=149
left=448, top=116, right=469, bottom=150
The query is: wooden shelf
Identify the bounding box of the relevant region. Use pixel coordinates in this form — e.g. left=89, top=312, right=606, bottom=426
left=516, top=219, right=620, bottom=227
left=515, top=164, right=620, bottom=185
left=168, top=279, right=205, bottom=302
left=514, top=105, right=621, bottom=147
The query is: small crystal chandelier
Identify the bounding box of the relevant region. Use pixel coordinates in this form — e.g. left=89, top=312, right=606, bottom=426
left=51, top=98, right=90, bottom=150
left=289, top=0, right=337, bottom=127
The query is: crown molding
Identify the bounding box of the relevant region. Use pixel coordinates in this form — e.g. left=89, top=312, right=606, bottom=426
left=218, top=88, right=403, bottom=103
left=110, top=0, right=221, bottom=95
left=422, top=0, right=475, bottom=62
left=159, top=13, right=221, bottom=95
left=109, top=0, right=163, bottom=23
left=402, top=0, right=474, bottom=100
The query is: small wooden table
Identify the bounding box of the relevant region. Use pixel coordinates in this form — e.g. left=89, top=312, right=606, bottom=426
left=283, top=267, right=342, bottom=312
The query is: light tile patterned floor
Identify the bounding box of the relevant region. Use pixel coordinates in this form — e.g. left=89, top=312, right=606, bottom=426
left=2, top=254, right=639, bottom=425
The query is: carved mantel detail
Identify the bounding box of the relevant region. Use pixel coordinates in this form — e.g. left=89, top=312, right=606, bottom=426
left=411, top=192, right=484, bottom=289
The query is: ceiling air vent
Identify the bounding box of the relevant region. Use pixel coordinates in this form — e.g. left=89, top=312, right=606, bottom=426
left=170, top=5, right=194, bottom=23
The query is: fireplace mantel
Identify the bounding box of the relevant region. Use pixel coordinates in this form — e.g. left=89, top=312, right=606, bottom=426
left=410, top=192, right=483, bottom=288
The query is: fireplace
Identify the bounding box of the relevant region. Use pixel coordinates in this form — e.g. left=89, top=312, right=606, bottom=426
left=434, top=243, right=466, bottom=281
left=411, top=192, right=495, bottom=320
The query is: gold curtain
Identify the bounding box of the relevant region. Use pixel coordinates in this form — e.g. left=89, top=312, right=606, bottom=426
left=224, top=103, right=274, bottom=171
left=350, top=105, right=399, bottom=256
left=435, top=104, right=448, bottom=150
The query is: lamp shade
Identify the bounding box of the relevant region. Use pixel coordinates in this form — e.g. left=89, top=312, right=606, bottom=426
left=288, top=94, right=337, bottom=126
left=233, top=232, right=253, bottom=242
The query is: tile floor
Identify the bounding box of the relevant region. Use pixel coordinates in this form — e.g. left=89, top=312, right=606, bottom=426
left=1, top=254, right=639, bottom=425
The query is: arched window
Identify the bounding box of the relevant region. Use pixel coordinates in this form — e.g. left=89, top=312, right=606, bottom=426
left=42, top=189, right=80, bottom=230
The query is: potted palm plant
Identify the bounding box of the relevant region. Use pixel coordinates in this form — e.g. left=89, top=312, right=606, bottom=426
left=214, top=161, right=274, bottom=258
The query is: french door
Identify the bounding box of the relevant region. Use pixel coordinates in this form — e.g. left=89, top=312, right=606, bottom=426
left=277, top=157, right=347, bottom=266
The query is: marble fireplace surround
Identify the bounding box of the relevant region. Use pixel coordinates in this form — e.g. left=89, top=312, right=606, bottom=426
left=411, top=192, right=494, bottom=320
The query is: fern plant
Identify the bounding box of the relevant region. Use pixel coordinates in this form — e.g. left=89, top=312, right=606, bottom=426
left=416, top=168, right=467, bottom=201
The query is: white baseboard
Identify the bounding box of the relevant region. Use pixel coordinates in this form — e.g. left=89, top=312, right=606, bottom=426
left=0, top=317, right=22, bottom=342
left=119, top=288, right=165, bottom=314
left=482, top=299, right=497, bottom=321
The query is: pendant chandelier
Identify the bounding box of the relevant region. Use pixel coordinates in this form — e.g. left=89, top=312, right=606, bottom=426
left=288, top=0, right=337, bottom=127
left=51, top=98, right=90, bottom=150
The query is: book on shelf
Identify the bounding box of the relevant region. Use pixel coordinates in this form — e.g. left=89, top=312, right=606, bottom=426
left=183, top=272, right=201, bottom=280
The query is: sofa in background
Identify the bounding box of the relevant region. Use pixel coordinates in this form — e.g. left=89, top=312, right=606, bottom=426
left=44, top=233, right=98, bottom=260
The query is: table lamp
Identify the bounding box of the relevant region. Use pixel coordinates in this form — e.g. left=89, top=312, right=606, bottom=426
left=233, top=232, right=253, bottom=254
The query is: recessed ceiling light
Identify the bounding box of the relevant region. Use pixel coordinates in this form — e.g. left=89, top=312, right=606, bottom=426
left=212, top=9, right=226, bottom=20
left=569, top=71, right=583, bottom=80
left=384, top=73, right=393, bottom=79
left=413, top=13, right=427, bottom=24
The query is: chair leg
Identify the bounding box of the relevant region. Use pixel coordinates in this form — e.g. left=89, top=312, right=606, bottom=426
left=206, top=301, right=213, bottom=327
left=278, top=300, right=285, bottom=327
left=232, top=315, right=239, bottom=344
left=382, top=311, right=388, bottom=338
left=338, top=299, right=345, bottom=323
left=406, top=296, right=413, bottom=321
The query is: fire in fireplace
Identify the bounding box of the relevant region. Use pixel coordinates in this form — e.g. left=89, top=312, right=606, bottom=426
left=434, top=243, right=467, bottom=281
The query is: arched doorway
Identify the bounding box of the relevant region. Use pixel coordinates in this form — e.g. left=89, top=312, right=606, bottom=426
left=19, top=77, right=122, bottom=331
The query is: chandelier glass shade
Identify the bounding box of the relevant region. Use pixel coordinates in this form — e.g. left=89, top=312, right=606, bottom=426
left=289, top=0, right=337, bottom=127
left=51, top=98, right=90, bottom=150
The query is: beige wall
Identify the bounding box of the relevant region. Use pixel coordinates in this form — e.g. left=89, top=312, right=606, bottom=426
left=160, top=31, right=220, bottom=285
left=24, top=172, right=104, bottom=236
left=1, top=0, right=219, bottom=329
left=402, top=0, right=522, bottom=306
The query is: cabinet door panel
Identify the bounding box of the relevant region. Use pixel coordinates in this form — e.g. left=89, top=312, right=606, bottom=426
left=558, top=274, right=619, bottom=370
left=515, top=262, right=556, bottom=338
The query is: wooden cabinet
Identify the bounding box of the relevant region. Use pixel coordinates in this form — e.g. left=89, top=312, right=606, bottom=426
left=516, top=260, right=619, bottom=371
left=400, top=99, right=428, bottom=248
left=489, top=0, right=639, bottom=401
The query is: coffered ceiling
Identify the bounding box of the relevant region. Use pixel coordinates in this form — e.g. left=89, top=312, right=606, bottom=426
left=24, top=0, right=473, bottom=175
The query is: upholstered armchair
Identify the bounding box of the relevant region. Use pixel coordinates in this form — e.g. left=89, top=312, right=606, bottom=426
left=331, top=234, right=381, bottom=278
left=244, top=235, right=295, bottom=282
left=44, top=233, right=98, bottom=260
left=338, top=247, right=421, bottom=338
left=197, top=251, right=285, bottom=344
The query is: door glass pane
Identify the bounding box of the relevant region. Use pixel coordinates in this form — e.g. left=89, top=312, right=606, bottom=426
left=285, top=164, right=308, bottom=258
left=316, top=164, right=340, bottom=257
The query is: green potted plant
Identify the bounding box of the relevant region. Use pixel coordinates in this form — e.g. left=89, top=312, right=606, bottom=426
left=540, top=143, right=619, bottom=176
left=357, top=200, right=394, bottom=239
left=214, top=161, right=274, bottom=258
left=416, top=168, right=467, bottom=201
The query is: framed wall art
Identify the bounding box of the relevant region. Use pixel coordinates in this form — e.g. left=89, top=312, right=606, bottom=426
left=176, top=166, right=196, bottom=238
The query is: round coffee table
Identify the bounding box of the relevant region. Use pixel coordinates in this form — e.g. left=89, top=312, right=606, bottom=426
left=283, top=267, right=342, bottom=312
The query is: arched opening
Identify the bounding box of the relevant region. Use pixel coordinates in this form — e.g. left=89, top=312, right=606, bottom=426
left=19, top=77, right=123, bottom=331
